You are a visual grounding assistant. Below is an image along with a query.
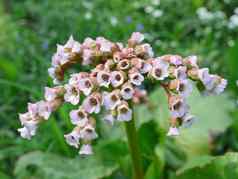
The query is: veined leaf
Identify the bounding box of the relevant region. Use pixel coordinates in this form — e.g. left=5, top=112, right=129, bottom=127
left=14, top=151, right=118, bottom=179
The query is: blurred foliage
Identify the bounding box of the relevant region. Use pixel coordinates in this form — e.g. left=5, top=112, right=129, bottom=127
left=0, top=0, right=238, bottom=178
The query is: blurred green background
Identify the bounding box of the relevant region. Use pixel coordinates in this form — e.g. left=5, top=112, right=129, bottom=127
left=1, top=0, right=238, bottom=178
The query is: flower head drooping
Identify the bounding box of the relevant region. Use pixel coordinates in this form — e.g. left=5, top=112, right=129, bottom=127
left=18, top=33, right=227, bottom=155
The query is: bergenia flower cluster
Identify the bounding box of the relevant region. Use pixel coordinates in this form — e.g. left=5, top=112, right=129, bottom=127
left=18, top=32, right=227, bottom=155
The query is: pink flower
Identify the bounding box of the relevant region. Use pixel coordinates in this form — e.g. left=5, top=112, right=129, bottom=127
left=169, top=96, right=189, bottom=118
left=80, top=124, right=98, bottom=140
left=117, top=102, right=132, bottom=121
left=79, top=144, right=93, bottom=155
left=111, top=71, right=125, bottom=87
left=78, top=77, right=94, bottom=96
left=44, top=86, right=64, bottom=101
left=169, top=55, right=183, bottom=66
left=82, top=49, right=93, bottom=65
left=103, top=90, right=121, bottom=110
left=48, top=67, right=60, bottom=84
left=117, top=59, right=130, bottom=70
left=167, top=127, right=179, bottom=136
left=129, top=71, right=144, bottom=86
left=170, top=79, right=193, bottom=97
left=28, top=101, right=52, bottom=120
left=82, top=93, right=101, bottom=114
left=120, top=83, right=134, bottom=100
left=64, top=84, right=80, bottom=105
left=96, top=37, right=114, bottom=53
left=72, top=41, right=82, bottom=53
left=64, top=129, right=81, bottom=148
left=64, top=35, right=75, bottom=49
left=69, top=108, right=88, bottom=126
left=130, top=32, right=145, bottom=44
left=18, top=126, right=37, bottom=140
left=184, top=55, right=198, bottom=68
left=82, top=37, right=95, bottom=48
left=174, top=66, right=187, bottom=80
left=150, top=58, right=169, bottom=80
left=135, top=43, right=154, bottom=58
left=96, top=70, right=111, bottom=88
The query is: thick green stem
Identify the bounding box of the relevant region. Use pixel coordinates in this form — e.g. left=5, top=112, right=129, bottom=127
left=125, top=112, right=144, bottom=179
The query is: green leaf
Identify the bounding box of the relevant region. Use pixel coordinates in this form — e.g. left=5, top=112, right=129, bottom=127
left=0, top=171, right=10, bottom=179
left=144, top=160, right=161, bottom=179
left=176, top=90, right=234, bottom=157
left=138, top=120, right=160, bottom=157
left=14, top=151, right=118, bottom=179
left=176, top=152, right=238, bottom=179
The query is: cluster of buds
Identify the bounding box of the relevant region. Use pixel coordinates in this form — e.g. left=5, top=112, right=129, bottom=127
left=18, top=32, right=227, bottom=155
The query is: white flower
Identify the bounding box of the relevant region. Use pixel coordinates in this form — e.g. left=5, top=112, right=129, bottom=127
left=130, top=32, right=145, bottom=44
left=96, top=71, right=111, bottom=88
left=151, top=0, right=160, bottom=6
left=152, top=10, right=163, bottom=18
left=80, top=124, right=98, bottom=140
left=117, top=103, right=132, bottom=121
left=120, top=83, right=134, bottom=100
left=182, top=114, right=196, bottom=128
left=111, top=71, right=125, bottom=87
left=228, top=14, right=238, bottom=29
left=103, top=91, right=121, bottom=110
left=64, top=84, right=80, bottom=105
left=82, top=94, right=101, bottom=114
left=110, top=16, right=118, bottom=26
left=69, top=108, right=88, bottom=126
left=84, top=12, right=92, bottom=20
left=78, top=77, right=93, bottom=96
left=167, top=127, right=179, bottom=136
left=169, top=96, right=189, bottom=118
left=129, top=71, right=144, bottom=86
left=145, top=6, right=154, bottom=14
left=64, top=130, right=81, bottom=148
left=79, top=144, right=93, bottom=155
left=151, top=58, right=169, bottom=80
left=197, top=7, right=214, bottom=22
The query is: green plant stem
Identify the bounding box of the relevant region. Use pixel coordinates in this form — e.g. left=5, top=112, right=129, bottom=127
left=124, top=112, right=144, bottom=179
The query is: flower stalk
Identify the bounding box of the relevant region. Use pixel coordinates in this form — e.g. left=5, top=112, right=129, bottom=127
left=125, top=108, right=144, bottom=179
